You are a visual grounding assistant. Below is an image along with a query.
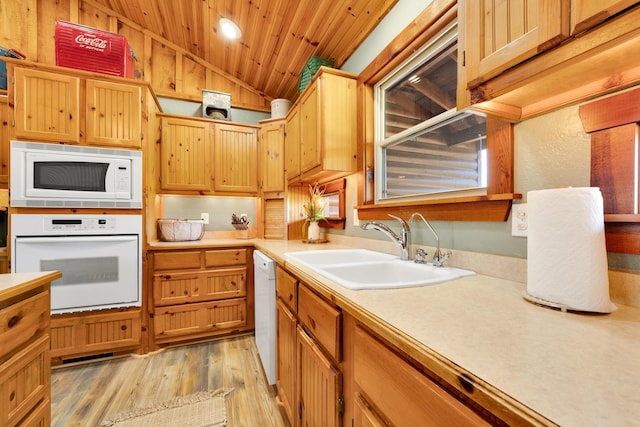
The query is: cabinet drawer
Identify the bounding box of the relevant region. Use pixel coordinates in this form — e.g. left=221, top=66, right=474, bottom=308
left=0, top=291, right=49, bottom=360
left=153, top=298, right=247, bottom=341
left=50, top=309, right=141, bottom=359
left=298, top=284, right=341, bottom=361
left=276, top=266, right=297, bottom=313
left=153, top=251, right=202, bottom=270
left=16, top=397, right=50, bottom=427
left=354, top=326, right=489, bottom=427
left=205, top=249, right=247, bottom=267
left=153, top=268, right=247, bottom=306
left=0, top=335, right=49, bottom=427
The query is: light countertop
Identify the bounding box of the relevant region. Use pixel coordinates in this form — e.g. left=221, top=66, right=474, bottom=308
left=148, top=238, right=640, bottom=426
left=0, top=271, right=62, bottom=301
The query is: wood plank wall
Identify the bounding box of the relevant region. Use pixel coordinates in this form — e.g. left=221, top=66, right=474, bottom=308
left=0, top=0, right=271, bottom=112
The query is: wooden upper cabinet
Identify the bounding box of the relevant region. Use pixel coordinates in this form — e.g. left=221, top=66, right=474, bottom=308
left=301, top=69, right=357, bottom=183
left=214, top=122, right=258, bottom=194
left=285, top=68, right=357, bottom=184
left=285, top=104, right=301, bottom=182
left=85, top=79, right=142, bottom=148
left=300, top=81, right=320, bottom=174
left=465, top=0, right=570, bottom=88
left=13, top=67, right=80, bottom=143
left=571, top=0, right=637, bottom=34
left=259, top=120, right=285, bottom=192
left=160, top=116, right=212, bottom=192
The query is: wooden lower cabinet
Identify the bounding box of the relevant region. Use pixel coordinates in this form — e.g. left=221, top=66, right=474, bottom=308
left=50, top=309, right=142, bottom=362
left=0, top=274, right=57, bottom=427
left=297, top=325, right=342, bottom=427
left=276, top=298, right=297, bottom=423
left=0, top=336, right=50, bottom=427
left=354, top=393, right=386, bottom=427
left=275, top=267, right=343, bottom=427
left=352, top=325, right=489, bottom=427
left=149, top=247, right=253, bottom=348
left=275, top=266, right=494, bottom=427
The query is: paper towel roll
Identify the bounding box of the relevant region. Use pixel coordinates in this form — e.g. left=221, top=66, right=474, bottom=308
left=526, top=187, right=616, bottom=313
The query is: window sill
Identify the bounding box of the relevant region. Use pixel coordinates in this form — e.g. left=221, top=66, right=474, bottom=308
left=356, top=193, right=522, bottom=222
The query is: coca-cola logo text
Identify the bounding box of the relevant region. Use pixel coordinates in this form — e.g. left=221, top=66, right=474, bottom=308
left=74, top=33, right=110, bottom=52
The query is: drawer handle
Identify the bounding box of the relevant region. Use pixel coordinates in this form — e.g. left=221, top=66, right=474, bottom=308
left=8, top=315, right=21, bottom=328
left=458, top=373, right=474, bottom=393
left=307, top=316, right=316, bottom=330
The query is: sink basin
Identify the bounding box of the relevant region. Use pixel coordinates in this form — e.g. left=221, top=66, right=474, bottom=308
left=284, top=249, right=396, bottom=267
left=285, top=249, right=475, bottom=290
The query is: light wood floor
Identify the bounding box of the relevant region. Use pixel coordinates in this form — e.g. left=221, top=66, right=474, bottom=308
left=50, top=335, right=286, bottom=427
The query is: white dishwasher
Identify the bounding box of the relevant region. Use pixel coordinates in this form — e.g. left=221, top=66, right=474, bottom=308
left=253, top=250, right=277, bottom=385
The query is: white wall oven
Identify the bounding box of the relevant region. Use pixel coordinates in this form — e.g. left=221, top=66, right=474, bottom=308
left=10, top=140, right=142, bottom=208
left=11, top=214, right=142, bottom=315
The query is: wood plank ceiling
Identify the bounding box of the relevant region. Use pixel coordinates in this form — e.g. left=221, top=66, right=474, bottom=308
left=92, top=0, right=399, bottom=102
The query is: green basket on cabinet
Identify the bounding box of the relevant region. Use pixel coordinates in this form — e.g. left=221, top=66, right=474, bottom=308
left=298, top=56, right=334, bottom=93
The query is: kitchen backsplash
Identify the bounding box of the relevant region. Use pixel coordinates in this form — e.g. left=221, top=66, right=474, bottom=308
left=161, top=195, right=256, bottom=231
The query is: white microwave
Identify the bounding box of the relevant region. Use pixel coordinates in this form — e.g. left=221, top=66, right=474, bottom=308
left=10, top=140, right=143, bottom=208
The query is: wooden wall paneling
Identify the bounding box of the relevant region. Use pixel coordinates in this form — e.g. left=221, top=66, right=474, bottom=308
left=486, top=118, right=515, bottom=196
left=181, top=54, right=207, bottom=99
left=264, top=198, right=286, bottom=239
left=590, top=124, right=638, bottom=214
left=0, top=0, right=38, bottom=61
left=37, top=0, right=71, bottom=65
left=287, top=184, right=308, bottom=241
left=78, top=0, right=111, bottom=33
left=118, top=21, right=146, bottom=80
left=151, top=39, right=178, bottom=95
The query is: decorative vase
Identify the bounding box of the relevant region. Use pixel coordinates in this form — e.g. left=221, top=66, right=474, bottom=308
left=308, top=221, right=320, bottom=241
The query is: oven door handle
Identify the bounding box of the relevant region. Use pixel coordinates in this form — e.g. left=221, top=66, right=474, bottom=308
left=15, top=236, right=139, bottom=244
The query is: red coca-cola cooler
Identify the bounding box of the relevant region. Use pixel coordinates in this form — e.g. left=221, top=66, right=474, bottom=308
left=55, top=21, right=135, bottom=78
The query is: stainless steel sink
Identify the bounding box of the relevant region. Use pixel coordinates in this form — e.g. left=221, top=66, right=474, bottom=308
left=284, top=249, right=475, bottom=290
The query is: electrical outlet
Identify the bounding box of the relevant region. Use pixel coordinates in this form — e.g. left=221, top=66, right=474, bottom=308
left=353, top=208, right=360, bottom=226
left=201, top=213, right=209, bottom=224
left=511, top=203, right=528, bottom=237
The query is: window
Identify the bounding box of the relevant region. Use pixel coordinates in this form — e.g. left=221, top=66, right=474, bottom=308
left=374, top=21, right=487, bottom=202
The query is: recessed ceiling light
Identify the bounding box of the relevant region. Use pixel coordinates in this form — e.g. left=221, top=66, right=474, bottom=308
left=219, top=18, right=242, bottom=40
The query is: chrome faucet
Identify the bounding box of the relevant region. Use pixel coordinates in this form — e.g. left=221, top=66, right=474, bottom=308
left=409, top=212, right=451, bottom=267
left=361, top=214, right=411, bottom=260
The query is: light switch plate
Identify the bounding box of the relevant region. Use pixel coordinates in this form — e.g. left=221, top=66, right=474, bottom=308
left=201, top=213, right=209, bottom=224
left=511, top=203, right=528, bottom=237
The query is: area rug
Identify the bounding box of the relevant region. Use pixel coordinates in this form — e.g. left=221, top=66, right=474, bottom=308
left=100, top=388, right=233, bottom=427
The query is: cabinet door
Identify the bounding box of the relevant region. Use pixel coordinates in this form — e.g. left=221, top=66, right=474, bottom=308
left=214, top=123, right=258, bottom=193
left=86, top=79, right=142, bottom=148
left=13, top=67, right=80, bottom=143
left=160, top=117, right=212, bottom=192
left=465, top=0, right=570, bottom=87
left=0, top=335, right=50, bottom=427
left=571, top=0, right=637, bottom=34
left=260, top=121, right=285, bottom=192
left=276, top=298, right=297, bottom=425
left=354, top=393, right=387, bottom=427
left=297, top=325, right=342, bottom=427
left=285, top=105, right=301, bottom=182
left=300, top=80, right=320, bottom=174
